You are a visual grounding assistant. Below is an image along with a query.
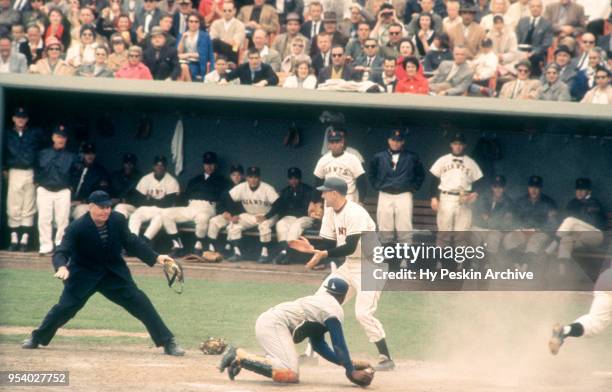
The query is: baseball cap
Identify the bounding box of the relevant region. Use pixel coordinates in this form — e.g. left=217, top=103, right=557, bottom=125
left=287, top=167, right=302, bottom=179
left=13, top=107, right=28, bottom=118
left=153, top=155, right=168, bottom=166
left=492, top=175, right=506, bottom=187
left=325, top=278, right=349, bottom=296
left=88, top=190, right=113, bottom=207
left=317, top=176, right=347, bottom=195
left=327, top=130, right=344, bottom=142
left=450, top=132, right=466, bottom=143
left=388, top=129, right=405, bottom=141
left=203, top=151, right=218, bottom=164
left=230, top=164, right=244, bottom=174
left=246, top=166, right=260, bottom=177
left=575, top=178, right=591, bottom=190
left=53, top=125, right=68, bottom=138
left=123, top=153, right=137, bottom=164
left=528, top=175, right=543, bottom=188
left=81, top=142, right=96, bottom=154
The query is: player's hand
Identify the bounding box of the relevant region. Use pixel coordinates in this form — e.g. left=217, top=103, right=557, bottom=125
left=222, top=212, right=232, bottom=221
left=305, top=250, right=327, bottom=271
left=54, top=266, right=69, bottom=280
left=430, top=198, right=439, bottom=211
left=157, top=254, right=174, bottom=266
left=255, top=214, right=265, bottom=223
left=466, top=192, right=478, bottom=204
left=231, top=215, right=240, bottom=223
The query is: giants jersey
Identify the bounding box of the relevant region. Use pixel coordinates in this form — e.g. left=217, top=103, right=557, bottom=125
left=320, top=200, right=376, bottom=260
left=135, top=172, right=180, bottom=200
left=429, top=154, right=483, bottom=192
left=314, top=152, right=365, bottom=195
left=229, top=181, right=278, bottom=215
left=269, top=293, right=344, bottom=331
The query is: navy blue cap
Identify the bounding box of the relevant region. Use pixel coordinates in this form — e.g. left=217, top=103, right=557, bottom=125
left=246, top=166, right=260, bottom=177
left=327, top=130, right=344, bottom=142
left=528, top=175, right=543, bottom=188
left=203, top=151, right=218, bottom=164
left=230, top=165, right=244, bottom=174
left=316, top=176, right=347, bottom=195
left=13, top=107, right=28, bottom=118
left=287, top=167, right=302, bottom=179
left=450, top=132, right=466, bottom=143
left=123, top=153, right=137, bottom=164
left=388, top=129, right=405, bottom=141
left=325, top=278, right=349, bottom=296
left=153, top=155, right=168, bottom=166
left=575, top=178, right=591, bottom=190
left=53, top=125, right=68, bottom=137
left=88, top=190, right=112, bottom=207
left=492, top=175, right=506, bottom=187
left=81, top=142, right=96, bottom=154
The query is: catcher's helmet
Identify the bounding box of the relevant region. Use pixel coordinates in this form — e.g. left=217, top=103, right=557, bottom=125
left=325, top=278, right=349, bottom=296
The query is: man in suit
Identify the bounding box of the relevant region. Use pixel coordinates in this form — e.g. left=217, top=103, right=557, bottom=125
left=237, top=0, right=280, bottom=37
left=142, top=27, right=180, bottom=80
left=596, top=32, right=612, bottom=54
left=353, top=38, right=384, bottom=81
left=370, top=57, right=398, bottom=92
left=311, top=32, right=331, bottom=76
left=515, top=0, right=553, bottom=76
left=210, top=1, right=245, bottom=64
left=223, top=48, right=279, bottom=86
left=447, top=3, right=485, bottom=59
left=134, top=0, right=162, bottom=43
left=19, top=24, right=44, bottom=66
left=317, top=44, right=360, bottom=84
left=429, top=45, right=474, bottom=95
left=0, top=35, right=27, bottom=73
left=22, top=191, right=185, bottom=357
left=300, top=1, right=323, bottom=40
left=498, top=59, right=541, bottom=99
left=248, top=28, right=282, bottom=71
left=345, top=21, right=370, bottom=63
left=171, top=0, right=193, bottom=39
left=272, top=12, right=309, bottom=58
left=544, top=0, right=586, bottom=36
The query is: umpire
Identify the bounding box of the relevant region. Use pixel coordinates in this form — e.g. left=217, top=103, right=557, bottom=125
left=22, top=191, right=185, bottom=356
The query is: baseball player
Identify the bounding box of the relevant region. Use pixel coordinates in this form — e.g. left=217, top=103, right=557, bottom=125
left=218, top=277, right=374, bottom=386
left=271, top=167, right=317, bottom=265
left=314, top=130, right=366, bottom=203
left=429, top=132, right=483, bottom=246
left=161, top=152, right=231, bottom=254
left=128, top=156, right=180, bottom=242
left=225, top=167, right=279, bottom=263
left=71, top=143, right=109, bottom=220
left=35, top=126, right=79, bottom=255
left=3, top=107, right=42, bottom=252
left=369, top=129, right=425, bottom=245
left=110, top=153, right=141, bottom=218
left=206, top=165, right=244, bottom=254
left=301, top=176, right=395, bottom=371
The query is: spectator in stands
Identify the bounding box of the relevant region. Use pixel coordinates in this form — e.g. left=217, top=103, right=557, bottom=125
left=468, top=38, right=497, bottom=96
left=581, top=66, right=612, bottom=104
left=283, top=59, right=317, bottom=88
left=273, top=12, right=309, bottom=58
left=204, top=54, right=234, bottom=83
left=71, top=142, right=110, bottom=220
left=0, top=35, right=27, bottom=73
left=44, top=7, right=71, bottom=49
left=505, top=0, right=531, bottom=30
left=499, top=59, right=541, bottom=99
left=133, top=0, right=162, bottom=43
left=442, top=0, right=462, bottom=33
left=429, top=45, right=473, bottom=95
left=276, top=0, right=304, bottom=26
left=538, top=63, right=571, bottom=101
left=370, top=57, right=398, bottom=92
left=423, top=32, right=452, bottom=74
left=199, top=0, right=223, bottom=28
left=596, top=24, right=612, bottom=52
left=177, top=12, right=214, bottom=82
left=11, top=24, right=27, bottom=53
left=280, top=36, right=310, bottom=73
left=97, top=0, right=124, bottom=40
left=69, top=6, right=98, bottom=47
left=111, top=153, right=141, bottom=219
left=249, top=28, right=281, bottom=71
left=311, top=32, right=332, bottom=75
left=22, top=0, right=47, bottom=30
left=447, top=3, right=485, bottom=60
left=318, top=11, right=348, bottom=52
left=516, top=0, right=553, bottom=77
left=345, top=21, right=370, bottom=63
left=29, top=36, right=74, bottom=75
left=544, top=0, right=586, bottom=36
left=107, top=13, right=138, bottom=46
left=172, top=0, right=194, bottom=39
left=19, top=24, right=44, bottom=66
left=412, top=12, right=436, bottom=57
left=237, top=0, right=280, bottom=41
left=222, top=48, right=279, bottom=86
left=4, top=107, right=41, bottom=252
left=379, top=22, right=404, bottom=58
left=406, top=0, right=442, bottom=37
left=551, top=45, right=588, bottom=99
left=340, top=3, right=373, bottom=40
left=372, top=4, right=404, bottom=48
left=66, top=24, right=98, bottom=68
left=143, top=27, right=180, bottom=80
left=317, top=44, right=360, bottom=84
left=155, top=13, right=176, bottom=47
left=353, top=38, right=384, bottom=81
left=395, top=55, right=428, bottom=94
left=300, top=1, right=323, bottom=42
left=35, top=126, right=79, bottom=255
left=44, top=0, right=70, bottom=15
left=0, top=0, right=22, bottom=31
left=480, top=0, right=508, bottom=33
left=574, top=32, right=596, bottom=71
left=115, top=45, right=153, bottom=79
left=579, top=47, right=606, bottom=91
left=206, top=164, right=244, bottom=254
left=76, top=45, right=115, bottom=77
left=209, top=1, right=245, bottom=64
left=107, top=33, right=128, bottom=72
left=488, top=15, right=519, bottom=79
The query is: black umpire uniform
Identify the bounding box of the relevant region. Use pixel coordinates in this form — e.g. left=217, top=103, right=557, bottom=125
left=23, top=191, right=184, bottom=356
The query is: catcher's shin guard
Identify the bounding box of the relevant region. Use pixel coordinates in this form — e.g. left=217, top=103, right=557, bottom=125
left=272, top=369, right=299, bottom=383
left=234, top=349, right=298, bottom=382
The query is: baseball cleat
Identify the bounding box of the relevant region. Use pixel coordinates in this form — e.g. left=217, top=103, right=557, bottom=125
left=257, top=255, right=270, bottom=264
left=163, top=337, right=185, bottom=356
left=219, top=345, right=237, bottom=372
left=21, top=337, right=40, bottom=349
left=272, top=252, right=288, bottom=265
left=549, top=323, right=565, bottom=355
left=227, top=359, right=241, bottom=380
left=8, top=243, right=19, bottom=252
left=374, top=356, right=395, bottom=371
left=227, top=254, right=242, bottom=263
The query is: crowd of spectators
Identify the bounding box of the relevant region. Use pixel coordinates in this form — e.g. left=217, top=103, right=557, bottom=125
left=1, top=0, right=611, bottom=102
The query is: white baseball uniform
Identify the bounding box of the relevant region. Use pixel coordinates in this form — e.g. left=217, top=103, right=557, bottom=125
left=314, top=151, right=365, bottom=202
left=226, top=182, right=279, bottom=242
left=430, top=153, right=483, bottom=232
left=316, top=200, right=386, bottom=343
left=128, top=172, right=180, bottom=239
left=256, top=293, right=344, bottom=372
left=574, top=267, right=612, bottom=337
left=556, top=217, right=604, bottom=259
left=7, top=168, right=36, bottom=228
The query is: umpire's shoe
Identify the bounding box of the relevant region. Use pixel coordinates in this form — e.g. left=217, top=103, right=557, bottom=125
left=164, top=337, right=185, bottom=356
left=219, top=345, right=237, bottom=372
left=374, top=355, right=395, bottom=371
left=549, top=323, right=565, bottom=355
left=21, top=337, right=40, bottom=349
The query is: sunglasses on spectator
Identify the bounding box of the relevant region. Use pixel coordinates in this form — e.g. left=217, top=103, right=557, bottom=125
left=517, top=68, right=529, bottom=73
left=364, top=44, right=376, bottom=48
left=128, top=54, right=140, bottom=58
left=331, top=53, right=343, bottom=57
left=47, top=46, right=61, bottom=51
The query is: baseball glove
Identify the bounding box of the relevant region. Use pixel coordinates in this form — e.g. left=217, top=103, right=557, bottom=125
left=200, top=337, right=227, bottom=355
left=162, top=257, right=184, bottom=294
left=352, top=359, right=373, bottom=371
left=288, top=237, right=315, bottom=254
left=181, top=252, right=223, bottom=263
left=348, top=368, right=374, bottom=387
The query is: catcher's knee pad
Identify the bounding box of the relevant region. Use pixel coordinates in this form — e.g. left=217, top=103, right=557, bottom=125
left=272, top=369, right=299, bottom=383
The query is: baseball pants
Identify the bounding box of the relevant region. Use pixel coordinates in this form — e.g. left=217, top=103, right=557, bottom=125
left=7, top=168, right=36, bottom=228
left=162, top=201, right=216, bottom=238
left=114, top=203, right=136, bottom=219
left=37, top=187, right=71, bottom=253
left=71, top=204, right=90, bottom=220
left=471, top=227, right=503, bottom=254
left=129, top=207, right=163, bottom=239
left=316, top=260, right=386, bottom=343
left=207, top=214, right=230, bottom=239
left=255, top=310, right=298, bottom=372
left=227, top=213, right=277, bottom=243
left=436, top=193, right=472, bottom=246
left=575, top=291, right=612, bottom=337
left=556, top=217, right=604, bottom=259
left=276, top=216, right=314, bottom=242
left=377, top=191, right=413, bottom=244
left=503, top=231, right=550, bottom=254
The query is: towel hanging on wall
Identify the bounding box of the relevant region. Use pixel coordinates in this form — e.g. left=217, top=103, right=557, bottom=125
left=171, top=117, right=184, bottom=176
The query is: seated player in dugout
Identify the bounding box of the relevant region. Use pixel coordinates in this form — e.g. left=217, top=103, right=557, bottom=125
left=218, top=278, right=374, bottom=387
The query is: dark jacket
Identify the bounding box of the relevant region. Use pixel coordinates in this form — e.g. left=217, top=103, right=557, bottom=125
left=72, top=161, right=110, bottom=201
left=317, top=64, right=361, bottom=84
left=565, top=197, right=606, bottom=230
left=183, top=172, right=231, bottom=205
left=369, top=72, right=397, bottom=92
left=474, top=192, right=514, bottom=230
left=19, top=40, right=44, bottom=66
left=3, top=126, right=42, bottom=169
left=109, top=169, right=141, bottom=203
left=423, top=49, right=453, bottom=74
left=224, top=62, right=279, bottom=85
left=142, top=44, right=181, bottom=81
left=515, top=16, right=553, bottom=58
left=368, top=149, right=425, bottom=194
left=53, top=212, right=158, bottom=298
left=35, top=147, right=79, bottom=191
left=265, top=182, right=315, bottom=219
left=514, top=193, right=557, bottom=231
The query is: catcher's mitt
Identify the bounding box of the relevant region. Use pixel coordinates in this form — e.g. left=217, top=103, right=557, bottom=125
left=288, top=237, right=315, bottom=254
left=348, top=368, right=374, bottom=387
left=200, top=337, right=227, bottom=355
left=352, top=359, right=373, bottom=371
left=162, top=257, right=184, bottom=294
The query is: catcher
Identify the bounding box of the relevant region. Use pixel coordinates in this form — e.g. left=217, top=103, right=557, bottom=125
left=219, top=278, right=374, bottom=386
left=21, top=191, right=185, bottom=356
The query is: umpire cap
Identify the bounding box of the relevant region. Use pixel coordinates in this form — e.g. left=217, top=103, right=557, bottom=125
left=88, top=190, right=113, bottom=207
left=575, top=178, right=591, bottom=190
left=287, top=167, right=302, bottom=179
left=528, top=175, right=543, bottom=188
left=203, top=151, right=218, bottom=164
left=325, top=278, right=349, bottom=296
